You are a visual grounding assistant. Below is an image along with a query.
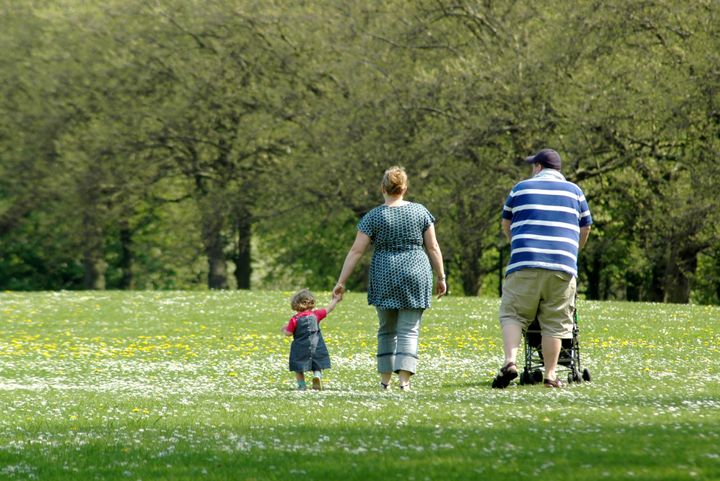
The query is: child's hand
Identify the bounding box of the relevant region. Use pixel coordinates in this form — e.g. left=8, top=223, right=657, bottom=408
left=333, top=292, right=343, bottom=302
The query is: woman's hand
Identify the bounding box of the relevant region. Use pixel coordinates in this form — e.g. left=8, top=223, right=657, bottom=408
left=333, top=283, right=345, bottom=297
left=332, top=289, right=344, bottom=302
left=436, top=279, right=447, bottom=299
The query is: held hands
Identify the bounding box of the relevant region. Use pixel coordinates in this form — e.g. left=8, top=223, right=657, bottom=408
left=327, top=286, right=343, bottom=313
left=333, top=283, right=345, bottom=299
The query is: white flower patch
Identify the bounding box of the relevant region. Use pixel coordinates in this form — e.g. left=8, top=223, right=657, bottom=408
left=1, top=463, right=37, bottom=479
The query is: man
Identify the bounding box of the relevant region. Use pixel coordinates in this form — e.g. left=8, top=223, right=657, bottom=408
left=492, top=149, right=592, bottom=388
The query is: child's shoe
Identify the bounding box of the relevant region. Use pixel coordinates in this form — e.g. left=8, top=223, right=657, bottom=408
left=297, top=380, right=307, bottom=391
left=380, top=382, right=389, bottom=390
left=312, top=371, right=323, bottom=391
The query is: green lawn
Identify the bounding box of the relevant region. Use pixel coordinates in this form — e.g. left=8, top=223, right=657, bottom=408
left=0, top=291, right=718, bottom=480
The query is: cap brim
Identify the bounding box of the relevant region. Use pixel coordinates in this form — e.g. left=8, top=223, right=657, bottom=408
left=524, top=155, right=537, bottom=163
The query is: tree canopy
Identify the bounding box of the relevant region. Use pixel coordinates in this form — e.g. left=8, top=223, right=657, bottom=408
left=1, top=0, right=719, bottom=304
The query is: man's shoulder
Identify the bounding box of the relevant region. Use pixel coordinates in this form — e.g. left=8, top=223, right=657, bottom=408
left=516, top=176, right=584, bottom=192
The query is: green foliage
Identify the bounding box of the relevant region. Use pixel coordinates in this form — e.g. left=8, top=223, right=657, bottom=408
left=1, top=1, right=720, bottom=302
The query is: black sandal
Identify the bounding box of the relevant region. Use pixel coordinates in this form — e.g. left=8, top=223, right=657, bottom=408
left=491, top=362, right=518, bottom=389
left=543, top=378, right=564, bottom=389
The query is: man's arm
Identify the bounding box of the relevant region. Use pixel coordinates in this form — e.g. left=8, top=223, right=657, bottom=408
left=502, top=219, right=512, bottom=243
left=579, top=225, right=591, bottom=249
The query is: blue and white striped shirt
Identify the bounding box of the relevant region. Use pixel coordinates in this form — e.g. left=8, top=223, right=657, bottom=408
left=502, top=169, right=592, bottom=277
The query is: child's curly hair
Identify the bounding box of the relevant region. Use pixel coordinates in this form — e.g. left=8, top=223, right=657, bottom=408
left=291, top=288, right=316, bottom=312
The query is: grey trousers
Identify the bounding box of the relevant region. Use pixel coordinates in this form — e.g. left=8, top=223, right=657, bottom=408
left=376, top=308, right=424, bottom=374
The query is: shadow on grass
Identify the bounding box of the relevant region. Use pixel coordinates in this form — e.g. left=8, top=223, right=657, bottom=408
left=2, top=420, right=717, bottom=481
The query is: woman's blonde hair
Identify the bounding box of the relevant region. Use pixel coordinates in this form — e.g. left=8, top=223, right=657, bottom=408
left=381, top=166, right=408, bottom=196
left=291, top=288, right=316, bottom=311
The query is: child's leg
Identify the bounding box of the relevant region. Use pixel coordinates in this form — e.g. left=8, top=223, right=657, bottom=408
left=295, top=372, right=306, bottom=390
left=311, top=370, right=323, bottom=390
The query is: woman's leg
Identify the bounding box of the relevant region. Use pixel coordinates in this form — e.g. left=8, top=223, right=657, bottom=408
left=376, top=308, right=398, bottom=378
left=395, top=308, right=423, bottom=376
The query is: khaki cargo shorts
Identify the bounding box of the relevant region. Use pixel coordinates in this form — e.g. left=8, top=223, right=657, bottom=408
left=499, top=268, right=576, bottom=339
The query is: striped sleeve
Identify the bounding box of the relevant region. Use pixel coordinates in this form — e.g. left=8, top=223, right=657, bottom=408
left=578, top=191, right=592, bottom=227
left=501, top=191, right=514, bottom=220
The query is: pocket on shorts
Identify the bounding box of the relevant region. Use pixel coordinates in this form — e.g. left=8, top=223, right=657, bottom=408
left=551, top=271, right=573, bottom=282
left=509, top=269, right=539, bottom=281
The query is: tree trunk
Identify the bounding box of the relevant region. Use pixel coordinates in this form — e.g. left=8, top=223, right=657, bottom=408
left=716, top=253, right=720, bottom=303
left=585, top=253, right=601, bottom=300
left=233, top=214, right=252, bottom=290
left=663, top=263, right=690, bottom=303
left=119, top=224, right=134, bottom=289
left=202, top=209, right=228, bottom=289
left=82, top=209, right=106, bottom=290
left=83, top=253, right=106, bottom=290
left=457, top=234, right=484, bottom=296
left=460, top=260, right=482, bottom=296
left=206, top=237, right=228, bottom=289
left=663, top=246, right=698, bottom=304
left=624, top=271, right=642, bottom=301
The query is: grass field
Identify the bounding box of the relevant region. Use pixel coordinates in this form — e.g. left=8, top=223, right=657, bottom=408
left=0, top=290, right=718, bottom=481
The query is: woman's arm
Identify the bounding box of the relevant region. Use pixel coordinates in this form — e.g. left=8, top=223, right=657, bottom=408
left=334, top=231, right=371, bottom=296
left=423, top=224, right=447, bottom=298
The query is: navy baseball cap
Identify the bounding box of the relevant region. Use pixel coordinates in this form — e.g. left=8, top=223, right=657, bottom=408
left=525, top=149, right=561, bottom=170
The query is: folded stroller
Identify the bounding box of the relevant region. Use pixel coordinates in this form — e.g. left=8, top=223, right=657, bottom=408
left=519, top=307, right=591, bottom=385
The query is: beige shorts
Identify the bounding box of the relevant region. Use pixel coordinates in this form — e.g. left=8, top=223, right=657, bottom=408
left=499, top=268, right=576, bottom=339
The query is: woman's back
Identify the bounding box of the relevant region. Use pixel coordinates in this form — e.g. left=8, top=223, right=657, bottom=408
left=358, top=202, right=435, bottom=309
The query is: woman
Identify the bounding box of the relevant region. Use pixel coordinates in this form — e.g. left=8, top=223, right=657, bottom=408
left=334, top=166, right=446, bottom=391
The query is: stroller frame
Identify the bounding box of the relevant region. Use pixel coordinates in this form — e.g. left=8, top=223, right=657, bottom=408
left=519, top=307, right=591, bottom=385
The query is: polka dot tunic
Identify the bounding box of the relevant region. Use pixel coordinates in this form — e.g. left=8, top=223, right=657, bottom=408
left=357, top=202, right=435, bottom=309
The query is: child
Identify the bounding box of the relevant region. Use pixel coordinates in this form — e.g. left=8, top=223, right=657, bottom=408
left=281, top=288, right=341, bottom=391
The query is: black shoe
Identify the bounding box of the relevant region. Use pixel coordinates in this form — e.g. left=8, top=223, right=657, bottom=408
left=492, top=362, right=518, bottom=389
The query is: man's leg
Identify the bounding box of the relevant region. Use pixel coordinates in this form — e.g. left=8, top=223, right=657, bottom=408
left=537, top=270, right=576, bottom=386
left=495, top=270, right=540, bottom=388
left=502, top=323, right=523, bottom=367
left=541, top=336, right=561, bottom=381
left=499, top=270, right=540, bottom=366
left=492, top=322, right=522, bottom=388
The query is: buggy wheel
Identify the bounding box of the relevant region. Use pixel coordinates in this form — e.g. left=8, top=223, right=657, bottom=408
left=572, top=368, right=582, bottom=383
left=519, top=370, right=528, bottom=385
left=582, top=368, right=592, bottom=382
left=532, top=370, right=543, bottom=384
